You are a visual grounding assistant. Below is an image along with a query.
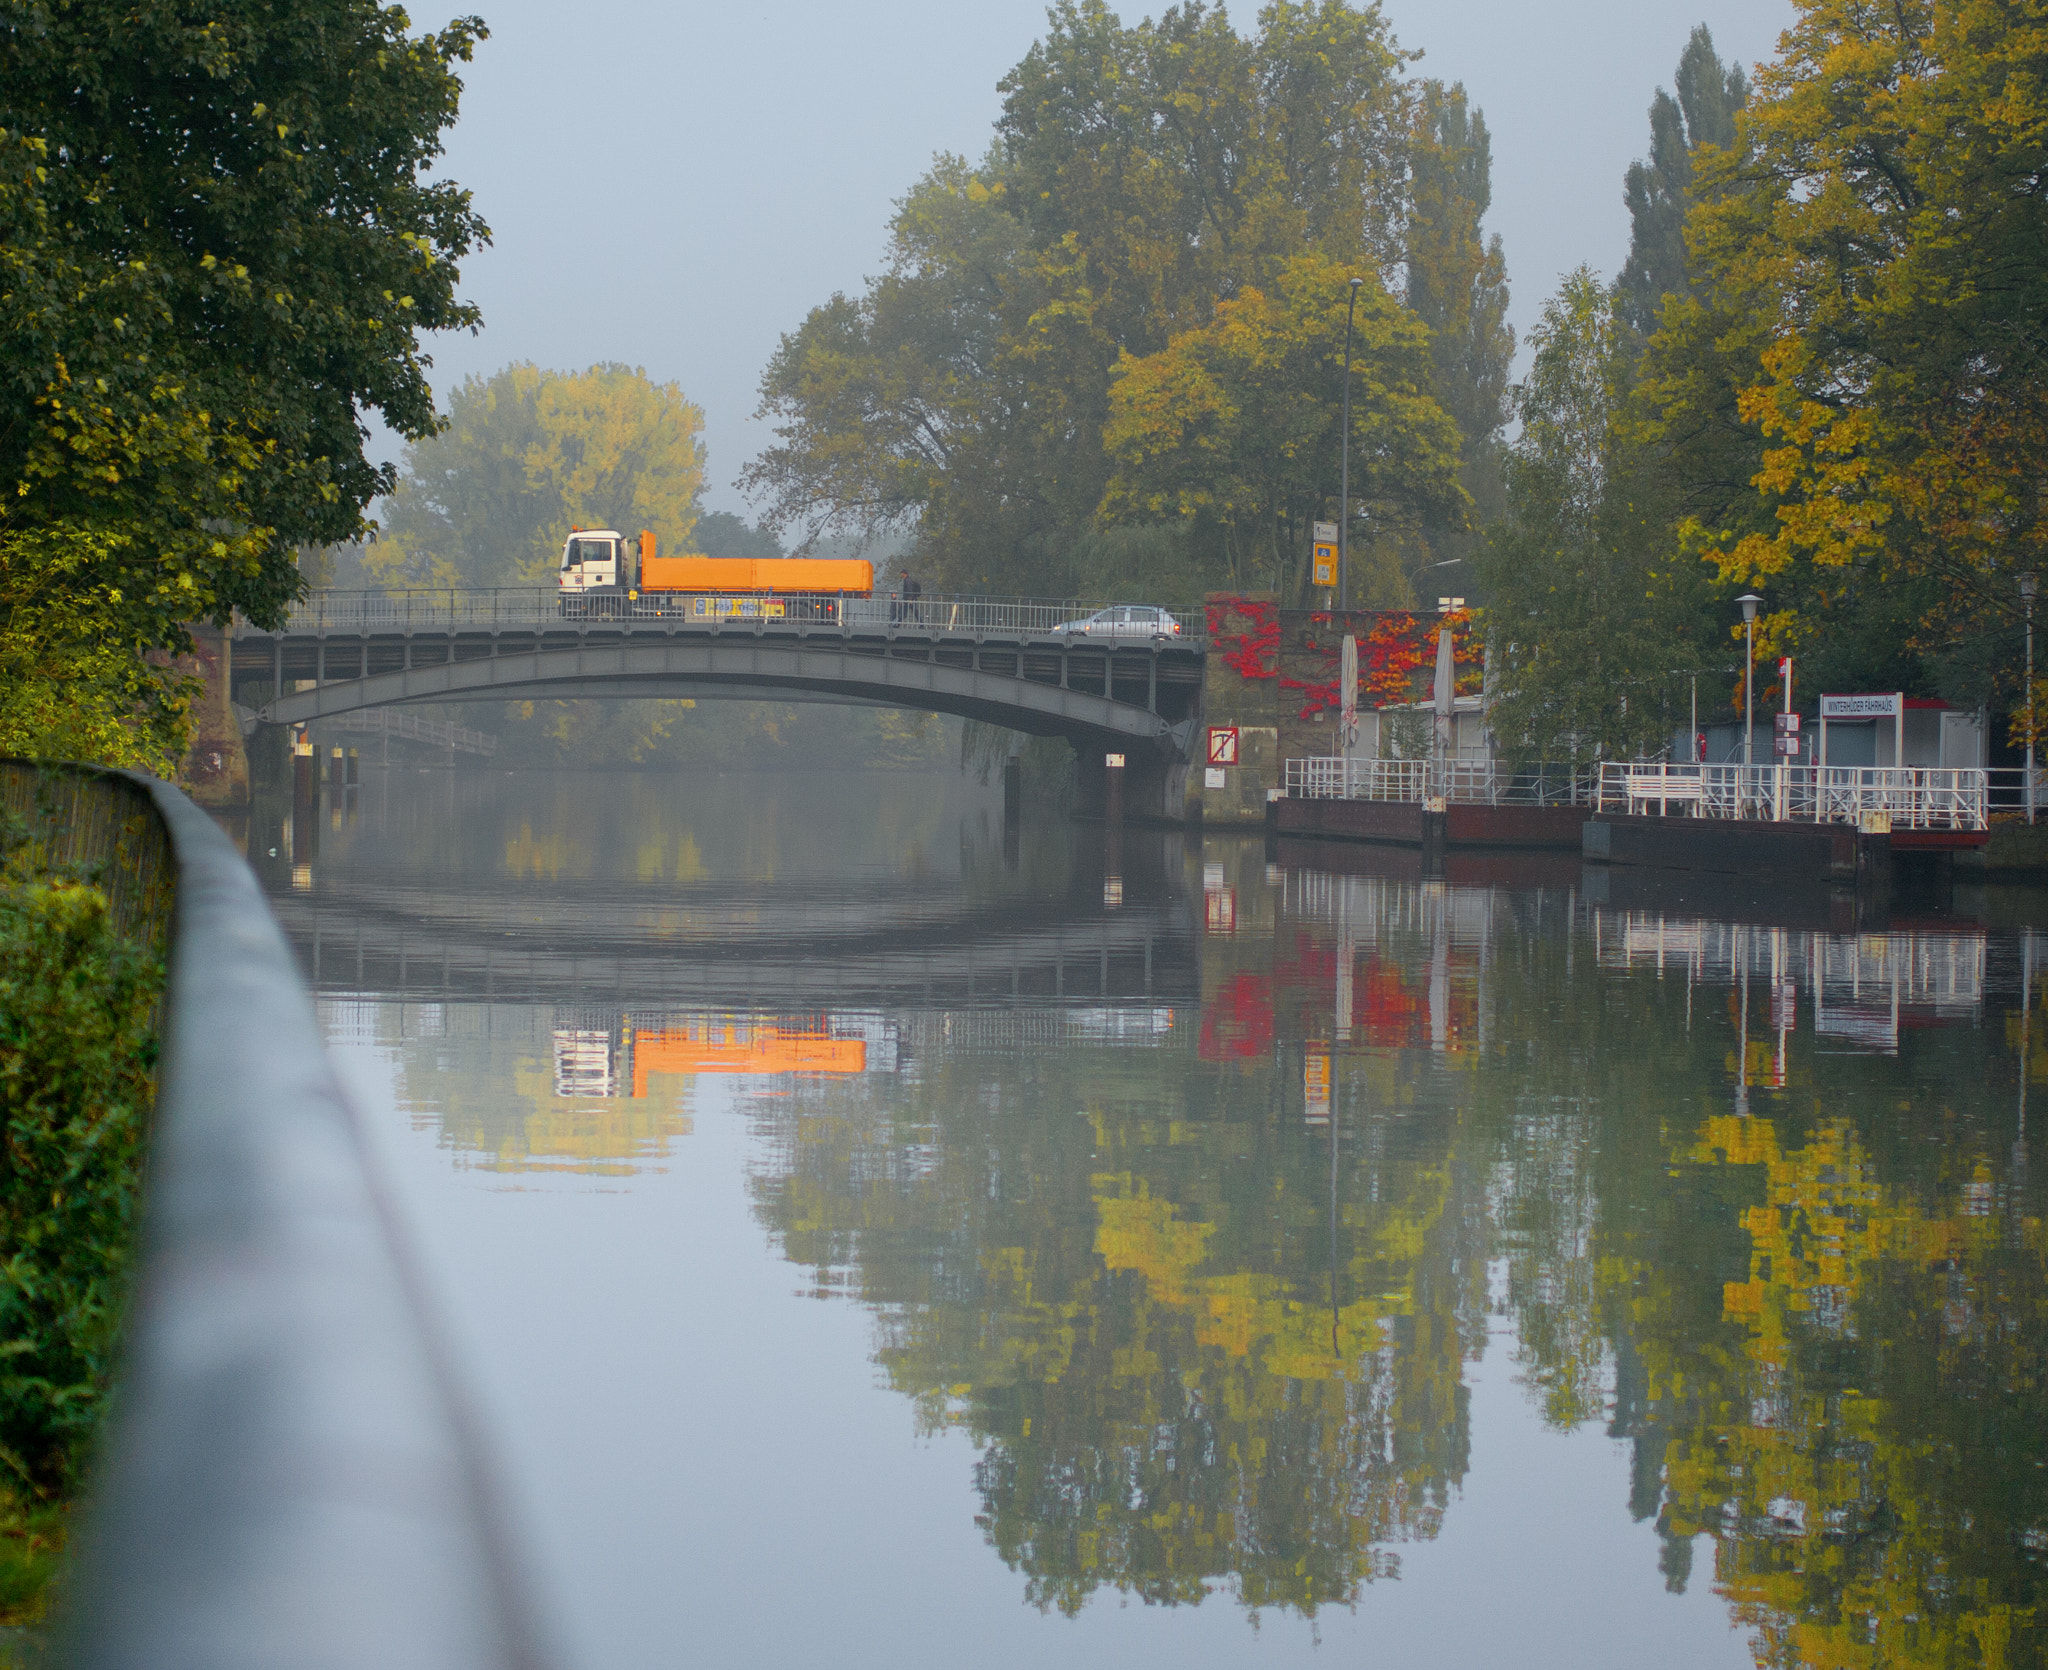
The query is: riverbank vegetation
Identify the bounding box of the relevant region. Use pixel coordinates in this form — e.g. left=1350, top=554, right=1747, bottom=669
left=0, top=0, right=488, bottom=1622
left=0, top=801, right=166, bottom=1621
left=745, top=0, right=1511, bottom=608
left=1487, top=10, right=2047, bottom=758
left=740, top=1, right=2046, bottom=761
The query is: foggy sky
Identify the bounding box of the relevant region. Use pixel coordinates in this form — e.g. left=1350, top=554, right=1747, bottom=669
left=409, top=0, right=1793, bottom=518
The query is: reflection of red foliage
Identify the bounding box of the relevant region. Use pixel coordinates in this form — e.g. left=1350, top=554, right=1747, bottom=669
left=1353, top=956, right=1425, bottom=1047
left=1206, top=598, right=1280, bottom=680
left=1269, top=934, right=1480, bottom=1051
left=1198, top=972, right=1274, bottom=1060
left=1274, top=931, right=1333, bottom=983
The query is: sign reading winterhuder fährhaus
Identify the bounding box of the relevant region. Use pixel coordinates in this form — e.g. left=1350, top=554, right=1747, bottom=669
left=1820, top=693, right=1904, bottom=719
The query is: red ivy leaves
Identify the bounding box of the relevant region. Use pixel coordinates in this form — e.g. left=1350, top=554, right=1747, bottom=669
left=1206, top=597, right=1280, bottom=680
left=1360, top=610, right=1482, bottom=707
left=1206, top=600, right=1481, bottom=721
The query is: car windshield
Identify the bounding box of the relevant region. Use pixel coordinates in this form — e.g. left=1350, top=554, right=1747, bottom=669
left=566, top=537, right=614, bottom=568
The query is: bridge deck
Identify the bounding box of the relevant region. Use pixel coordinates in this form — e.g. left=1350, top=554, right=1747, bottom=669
left=248, top=587, right=1205, bottom=640
left=231, top=589, right=1209, bottom=747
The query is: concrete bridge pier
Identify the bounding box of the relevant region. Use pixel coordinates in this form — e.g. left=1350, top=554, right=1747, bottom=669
left=173, top=621, right=250, bottom=808
left=1002, top=736, right=1024, bottom=829
left=1073, top=744, right=1188, bottom=824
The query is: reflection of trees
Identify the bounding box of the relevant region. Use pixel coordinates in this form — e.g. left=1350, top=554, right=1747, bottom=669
left=750, top=871, right=2045, bottom=1652
left=1481, top=927, right=2047, bottom=1666
left=748, top=1039, right=1486, bottom=1616
left=1648, top=1112, right=2046, bottom=1668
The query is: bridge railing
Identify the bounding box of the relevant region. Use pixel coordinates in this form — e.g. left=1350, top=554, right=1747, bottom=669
left=271, top=588, right=1207, bottom=641
left=0, top=762, right=550, bottom=1670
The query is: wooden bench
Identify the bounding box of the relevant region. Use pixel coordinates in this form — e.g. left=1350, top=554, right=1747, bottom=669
left=1624, top=774, right=1706, bottom=816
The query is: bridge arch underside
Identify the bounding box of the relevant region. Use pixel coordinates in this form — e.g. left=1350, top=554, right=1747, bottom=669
left=255, top=641, right=1197, bottom=816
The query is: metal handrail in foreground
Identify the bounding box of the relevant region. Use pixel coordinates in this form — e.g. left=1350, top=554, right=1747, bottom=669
left=262, top=587, right=1208, bottom=642
left=10, top=764, right=551, bottom=1670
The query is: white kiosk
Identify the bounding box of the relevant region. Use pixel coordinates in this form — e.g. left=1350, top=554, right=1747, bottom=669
left=1815, top=693, right=1985, bottom=771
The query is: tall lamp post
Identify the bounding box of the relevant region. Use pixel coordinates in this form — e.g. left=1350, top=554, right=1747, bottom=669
left=2025, top=574, right=2039, bottom=825
left=1338, top=276, right=1363, bottom=611
left=1738, top=594, right=1762, bottom=773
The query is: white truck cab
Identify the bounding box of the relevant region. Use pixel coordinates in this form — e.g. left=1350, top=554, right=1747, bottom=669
left=559, top=529, right=627, bottom=594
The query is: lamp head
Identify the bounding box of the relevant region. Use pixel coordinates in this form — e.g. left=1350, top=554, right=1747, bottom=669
left=2023, top=574, right=2039, bottom=602
left=1737, top=592, right=1762, bottom=624
left=1349, top=276, right=1364, bottom=289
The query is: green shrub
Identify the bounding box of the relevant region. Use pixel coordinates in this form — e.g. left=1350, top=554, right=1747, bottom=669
left=0, top=876, right=161, bottom=1506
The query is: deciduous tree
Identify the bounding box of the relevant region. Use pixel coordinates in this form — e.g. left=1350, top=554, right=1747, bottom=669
left=371, top=363, right=705, bottom=588
left=0, top=0, right=487, bottom=761
left=1678, top=0, right=2048, bottom=689
left=1101, top=254, right=1463, bottom=600
left=747, top=1, right=1452, bottom=600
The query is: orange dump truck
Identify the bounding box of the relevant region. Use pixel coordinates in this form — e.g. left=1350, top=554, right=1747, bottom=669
left=557, top=528, right=873, bottom=620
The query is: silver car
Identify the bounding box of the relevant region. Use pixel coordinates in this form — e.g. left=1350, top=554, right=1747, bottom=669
left=1051, top=604, right=1184, bottom=639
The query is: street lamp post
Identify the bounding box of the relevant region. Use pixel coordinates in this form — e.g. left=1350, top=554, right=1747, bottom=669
left=2025, top=575, right=2039, bottom=825
left=1738, top=595, right=1762, bottom=792
left=1338, top=277, right=1363, bottom=611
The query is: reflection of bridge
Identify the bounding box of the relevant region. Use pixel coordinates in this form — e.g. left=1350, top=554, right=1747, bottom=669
left=231, top=590, right=1208, bottom=815
left=268, top=874, right=1198, bottom=1010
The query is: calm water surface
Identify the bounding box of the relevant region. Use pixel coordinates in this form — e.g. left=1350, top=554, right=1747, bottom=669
left=257, top=768, right=2046, bottom=1669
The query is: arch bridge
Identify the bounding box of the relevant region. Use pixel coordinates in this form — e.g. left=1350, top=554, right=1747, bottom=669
left=230, top=589, right=1209, bottom=818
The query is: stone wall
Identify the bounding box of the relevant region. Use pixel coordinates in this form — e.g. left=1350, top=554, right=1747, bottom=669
left=1196, top=594, right=1281, bottom=824
left=1193, top=598, right=1484, bottom=823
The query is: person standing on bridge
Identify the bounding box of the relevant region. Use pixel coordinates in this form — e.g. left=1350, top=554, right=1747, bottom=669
left=901, top=570, right=922, bottom=625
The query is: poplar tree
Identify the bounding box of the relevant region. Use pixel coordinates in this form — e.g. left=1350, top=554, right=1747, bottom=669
left=1480, top=270, right=1702, bottom=761
left=1404, top=80, right=1514, bottom=569
left=1614, top=26, right=1746, bottom=342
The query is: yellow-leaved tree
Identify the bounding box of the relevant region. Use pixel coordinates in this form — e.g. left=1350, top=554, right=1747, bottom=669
left=1100, top=254, right=1465, bottom=604
left=369, top=362, right=705, bottom=589
left=364, top=362, right=706, bottom=762
left=1675, top=0, right=2048, bottom=667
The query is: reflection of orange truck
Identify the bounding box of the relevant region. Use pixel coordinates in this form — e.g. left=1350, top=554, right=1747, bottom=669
left=557, top=528, right=873, bottom=620
left=629, top=1021, right=865, bottom=1099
